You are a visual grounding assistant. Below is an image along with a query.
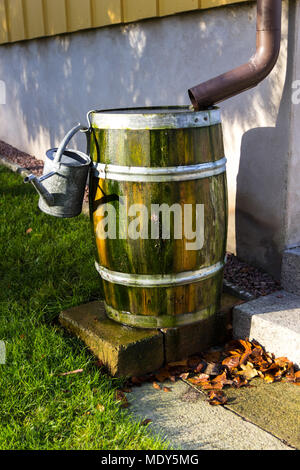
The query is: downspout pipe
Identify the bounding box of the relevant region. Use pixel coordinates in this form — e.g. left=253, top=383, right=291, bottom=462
left=188, top=0, right=282, bottom=110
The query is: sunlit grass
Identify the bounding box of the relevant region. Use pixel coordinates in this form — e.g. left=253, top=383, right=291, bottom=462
left=0, top=167, right=168, bottom=450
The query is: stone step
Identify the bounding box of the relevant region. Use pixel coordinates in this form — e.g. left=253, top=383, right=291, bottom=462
left=233, top=291, right=300, bottom=366
left=282, top=247, right=300, bottom=296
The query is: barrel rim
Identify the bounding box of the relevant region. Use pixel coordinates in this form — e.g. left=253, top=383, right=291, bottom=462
left=89, top=106, right=221, bottom=130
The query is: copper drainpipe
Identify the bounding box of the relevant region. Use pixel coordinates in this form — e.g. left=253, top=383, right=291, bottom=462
left=188, top=0, right=282, bottom=110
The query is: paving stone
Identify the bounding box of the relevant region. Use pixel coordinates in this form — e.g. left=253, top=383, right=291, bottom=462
left=225, top=379, right=300, bottom=449
left=282, top=247, right=300, bottom=296
left=126, top=381, right=291, bottom=450
left=233, top=291, right=300, bottom=366
left=163, top=294, right=243, bottom=363
left=60, top=301, right=164, bottom=378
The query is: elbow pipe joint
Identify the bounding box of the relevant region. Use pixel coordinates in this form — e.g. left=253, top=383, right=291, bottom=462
left=188, top=0, right=282, bottom=110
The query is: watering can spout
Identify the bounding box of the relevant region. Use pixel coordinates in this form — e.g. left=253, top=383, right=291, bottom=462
left=24, top=174, right=55, bottom=207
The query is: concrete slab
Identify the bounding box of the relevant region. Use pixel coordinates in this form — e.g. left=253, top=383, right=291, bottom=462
left=60, top=301, right=164, bottom=378
left=60, top=294, right=242, bottom=376
left=282, top=247, right=300, bottom=296
left=225, top=379, right=300, bottom=449
left=127, top=381, right=291, bottom=450
left=233, top=291, right=300, bottom=366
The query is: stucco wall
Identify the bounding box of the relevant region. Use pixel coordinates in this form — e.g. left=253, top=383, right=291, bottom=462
left=0, top=1, right=295, bottom=278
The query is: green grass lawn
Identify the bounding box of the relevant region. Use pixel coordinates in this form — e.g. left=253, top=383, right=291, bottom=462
left=0, top=167, right=168, bottom=450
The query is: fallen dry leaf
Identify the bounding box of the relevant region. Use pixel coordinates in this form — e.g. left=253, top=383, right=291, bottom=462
left=195, top=360, right=207, bottom=373
left=239, top=350, right=252, bottom=366
left=202, top=349, right=222, bottom=363
left=237, top=363, right=259, bottom=380
left=141, top=419, right=152, bottom=426
left=59, top=369, right=84, bottom=376
left=274, top=357, right=292, bottom=368
left=264, top=374, right=275, bottom=384
left=188, top=373, right=210, bottom=385
left=96, top=404, right=105, bottom=412
left=153, top=382, right=161, bottom=391
left=233, top=376, right=249, bottom=389
left=222, top=355, right=240, bottom=371
left=212, top=371, right=227, bottom=383
left=210, top=372, right=233, bottom=390
left=163, top=387, right=172, bottom=393
left=130, top=339, right=298, bottom=407
left=201, top=381, right=223, bottom=391
left=204, top=363, right=223, bottom=376
left=208, top=390, right=228, bottom=406
left=115, top=390, right=130, bottom=408
left=180, top=373, right=190, bottom=380
left=224, top=339, right=245, bottom=355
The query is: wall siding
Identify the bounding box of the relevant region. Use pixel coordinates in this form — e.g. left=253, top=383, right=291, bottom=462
left=91, top=0, right=122, bottom=27
left=43, top=0, right=67, bottom=36
left=23, top=0, right=45, bottom=39
left=159, top=0, right=199, bottom=17
left=0, top=0, right=250, bottom=44
left=0, top=0, right=8, bottom=43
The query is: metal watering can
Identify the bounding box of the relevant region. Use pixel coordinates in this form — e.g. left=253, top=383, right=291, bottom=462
left=25, top=124, right=91, bottom=218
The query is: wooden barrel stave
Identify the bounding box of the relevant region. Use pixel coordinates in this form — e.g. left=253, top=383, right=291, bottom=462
left=91, top=126, right=224, bottom=167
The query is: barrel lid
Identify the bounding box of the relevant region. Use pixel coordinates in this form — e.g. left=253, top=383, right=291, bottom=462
left=89, top=106, right=221, bottom=130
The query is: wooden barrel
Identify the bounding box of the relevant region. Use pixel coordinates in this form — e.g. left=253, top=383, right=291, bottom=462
left=89, top=106, right=228, bottom=329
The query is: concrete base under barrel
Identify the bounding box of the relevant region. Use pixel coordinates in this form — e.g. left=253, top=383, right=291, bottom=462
left=59, top=293, right=243, bottom=378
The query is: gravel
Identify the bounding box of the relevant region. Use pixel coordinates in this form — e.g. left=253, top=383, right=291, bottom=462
left=0, top=140, right=282, bottom=298
left=224, top=253, right=281, bottom=299
left=0, top=139, right=44, bottom=176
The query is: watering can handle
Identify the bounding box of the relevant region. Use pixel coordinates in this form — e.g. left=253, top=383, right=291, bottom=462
left=54, top=123, right=88, bottom=164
